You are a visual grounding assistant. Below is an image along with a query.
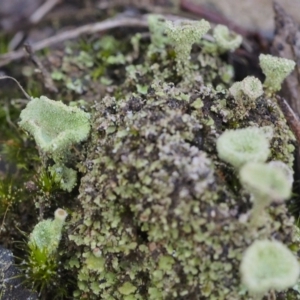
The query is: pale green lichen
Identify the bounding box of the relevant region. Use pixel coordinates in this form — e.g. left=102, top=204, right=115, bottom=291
left=229, top=76, right=263, bottom=103
left=165, top=19, right=210, bottom=71
left=19, top=96, right=90, bottom=162
left=118, top=282, right=137, bottom=296
left=23, top=208, right=69, bottom=296
left=268, top=160, right=294, bottom=189
left=19, top=15, right=297, bottom=300
left=259, top=54, right=296, bottom=93
left=213, top=24, right=242, bottom=53
left=216, top=127, right=271, bottom=169
left=239, top=162, right=292, bottom=226
left=49, top=163, right=77, bottom=192
left=239, top=162, right=291, bottom=203
left=68, top=77, right=296, bottom=299
left=147, top=14, right=169, bottom=50
left=29, top=208, right=68, bottom=254
left=240, top=239, right=300, bottom=297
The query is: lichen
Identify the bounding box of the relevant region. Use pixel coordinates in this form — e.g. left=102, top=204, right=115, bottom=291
left=240, top=239, right=300, bottom=297
left=165, top=18, right=210, bottom=73
left=213, top=24, right=242, bottom=53
left=66, top=27, right=297, bottom=297
left=216, top=126, right=271, bottom=169
left=23, top=209, right=69, bottom=296
left=259, top=54, right=296, bottom=93
left=19, top=96, right=91, bottom=163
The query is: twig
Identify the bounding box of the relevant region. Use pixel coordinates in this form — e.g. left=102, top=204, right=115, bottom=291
left=0, top=204, right=10, bottom=235
left=0, top=16, right=148, bottom=68
left=24, top=43, right=58, bottom=93
left=29, top=0, right=62, bottom=24
left=0, top=76, right=31, bottom=100
left=276, top=95, right=300, bottom=144
left=9, top=0, right=62, bottom=50
left=97, top=0, right=177, bottom=13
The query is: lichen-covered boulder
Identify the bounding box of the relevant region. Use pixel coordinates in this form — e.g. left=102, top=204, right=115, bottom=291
left=57, top=16, right=299, bottom=299
left=68, top=78, right=296, bottom=299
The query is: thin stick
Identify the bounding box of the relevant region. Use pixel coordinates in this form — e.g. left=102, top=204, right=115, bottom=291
left=0, top=204, right=10, bottom=235
left=276, top=95, right=300, bottom=143
left=9, top=0, right=61, bottom=50
left=0, top=17, right=148, bottom=67
left=24, top=43, right=58, bottom=93
left=0, top=76, right=31, bottom=100
left=29, top=0, right=61, bottom=24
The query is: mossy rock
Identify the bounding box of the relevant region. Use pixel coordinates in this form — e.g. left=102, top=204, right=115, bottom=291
left=4, top=16, right=295, bottom=299
left=68, top=57, right=296, bottom=298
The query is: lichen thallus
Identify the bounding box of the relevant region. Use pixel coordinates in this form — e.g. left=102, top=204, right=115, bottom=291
left=1, top=75, right=300, bottom=145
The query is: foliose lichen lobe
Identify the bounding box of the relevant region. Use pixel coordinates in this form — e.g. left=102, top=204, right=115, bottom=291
left=66, top=17, right=297, bottom=299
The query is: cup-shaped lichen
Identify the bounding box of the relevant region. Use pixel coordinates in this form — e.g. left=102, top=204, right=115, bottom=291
left=216, top=127, right=271, bottom=169
left=239, top=162, right=291, bottom=204
left=29, top=208, right=68, bottom=254
left=268, top=160, right=294, bottom=190
left=259, top=54, right=295, bottom=93
left=19, top=96, right=90, bottom=161
left=213, top=24, right=242, bottom=53
left=165, top=19, right=210, bottom=71
left=240, top=239, right=300, bottom=296
left=26, top=208, right=68, bottom=294
left=229, top=76, right=263, bottom=103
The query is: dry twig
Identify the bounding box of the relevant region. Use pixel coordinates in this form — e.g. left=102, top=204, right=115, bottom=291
left=0, top=76, right=31, bottom=100
left=29, top=0, right=62, bottom=24
left=276, top=95, right=300, bottom=143
left=24, top=43, right=58, bottom=93
left=9, top=0, right=62, bottom=50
